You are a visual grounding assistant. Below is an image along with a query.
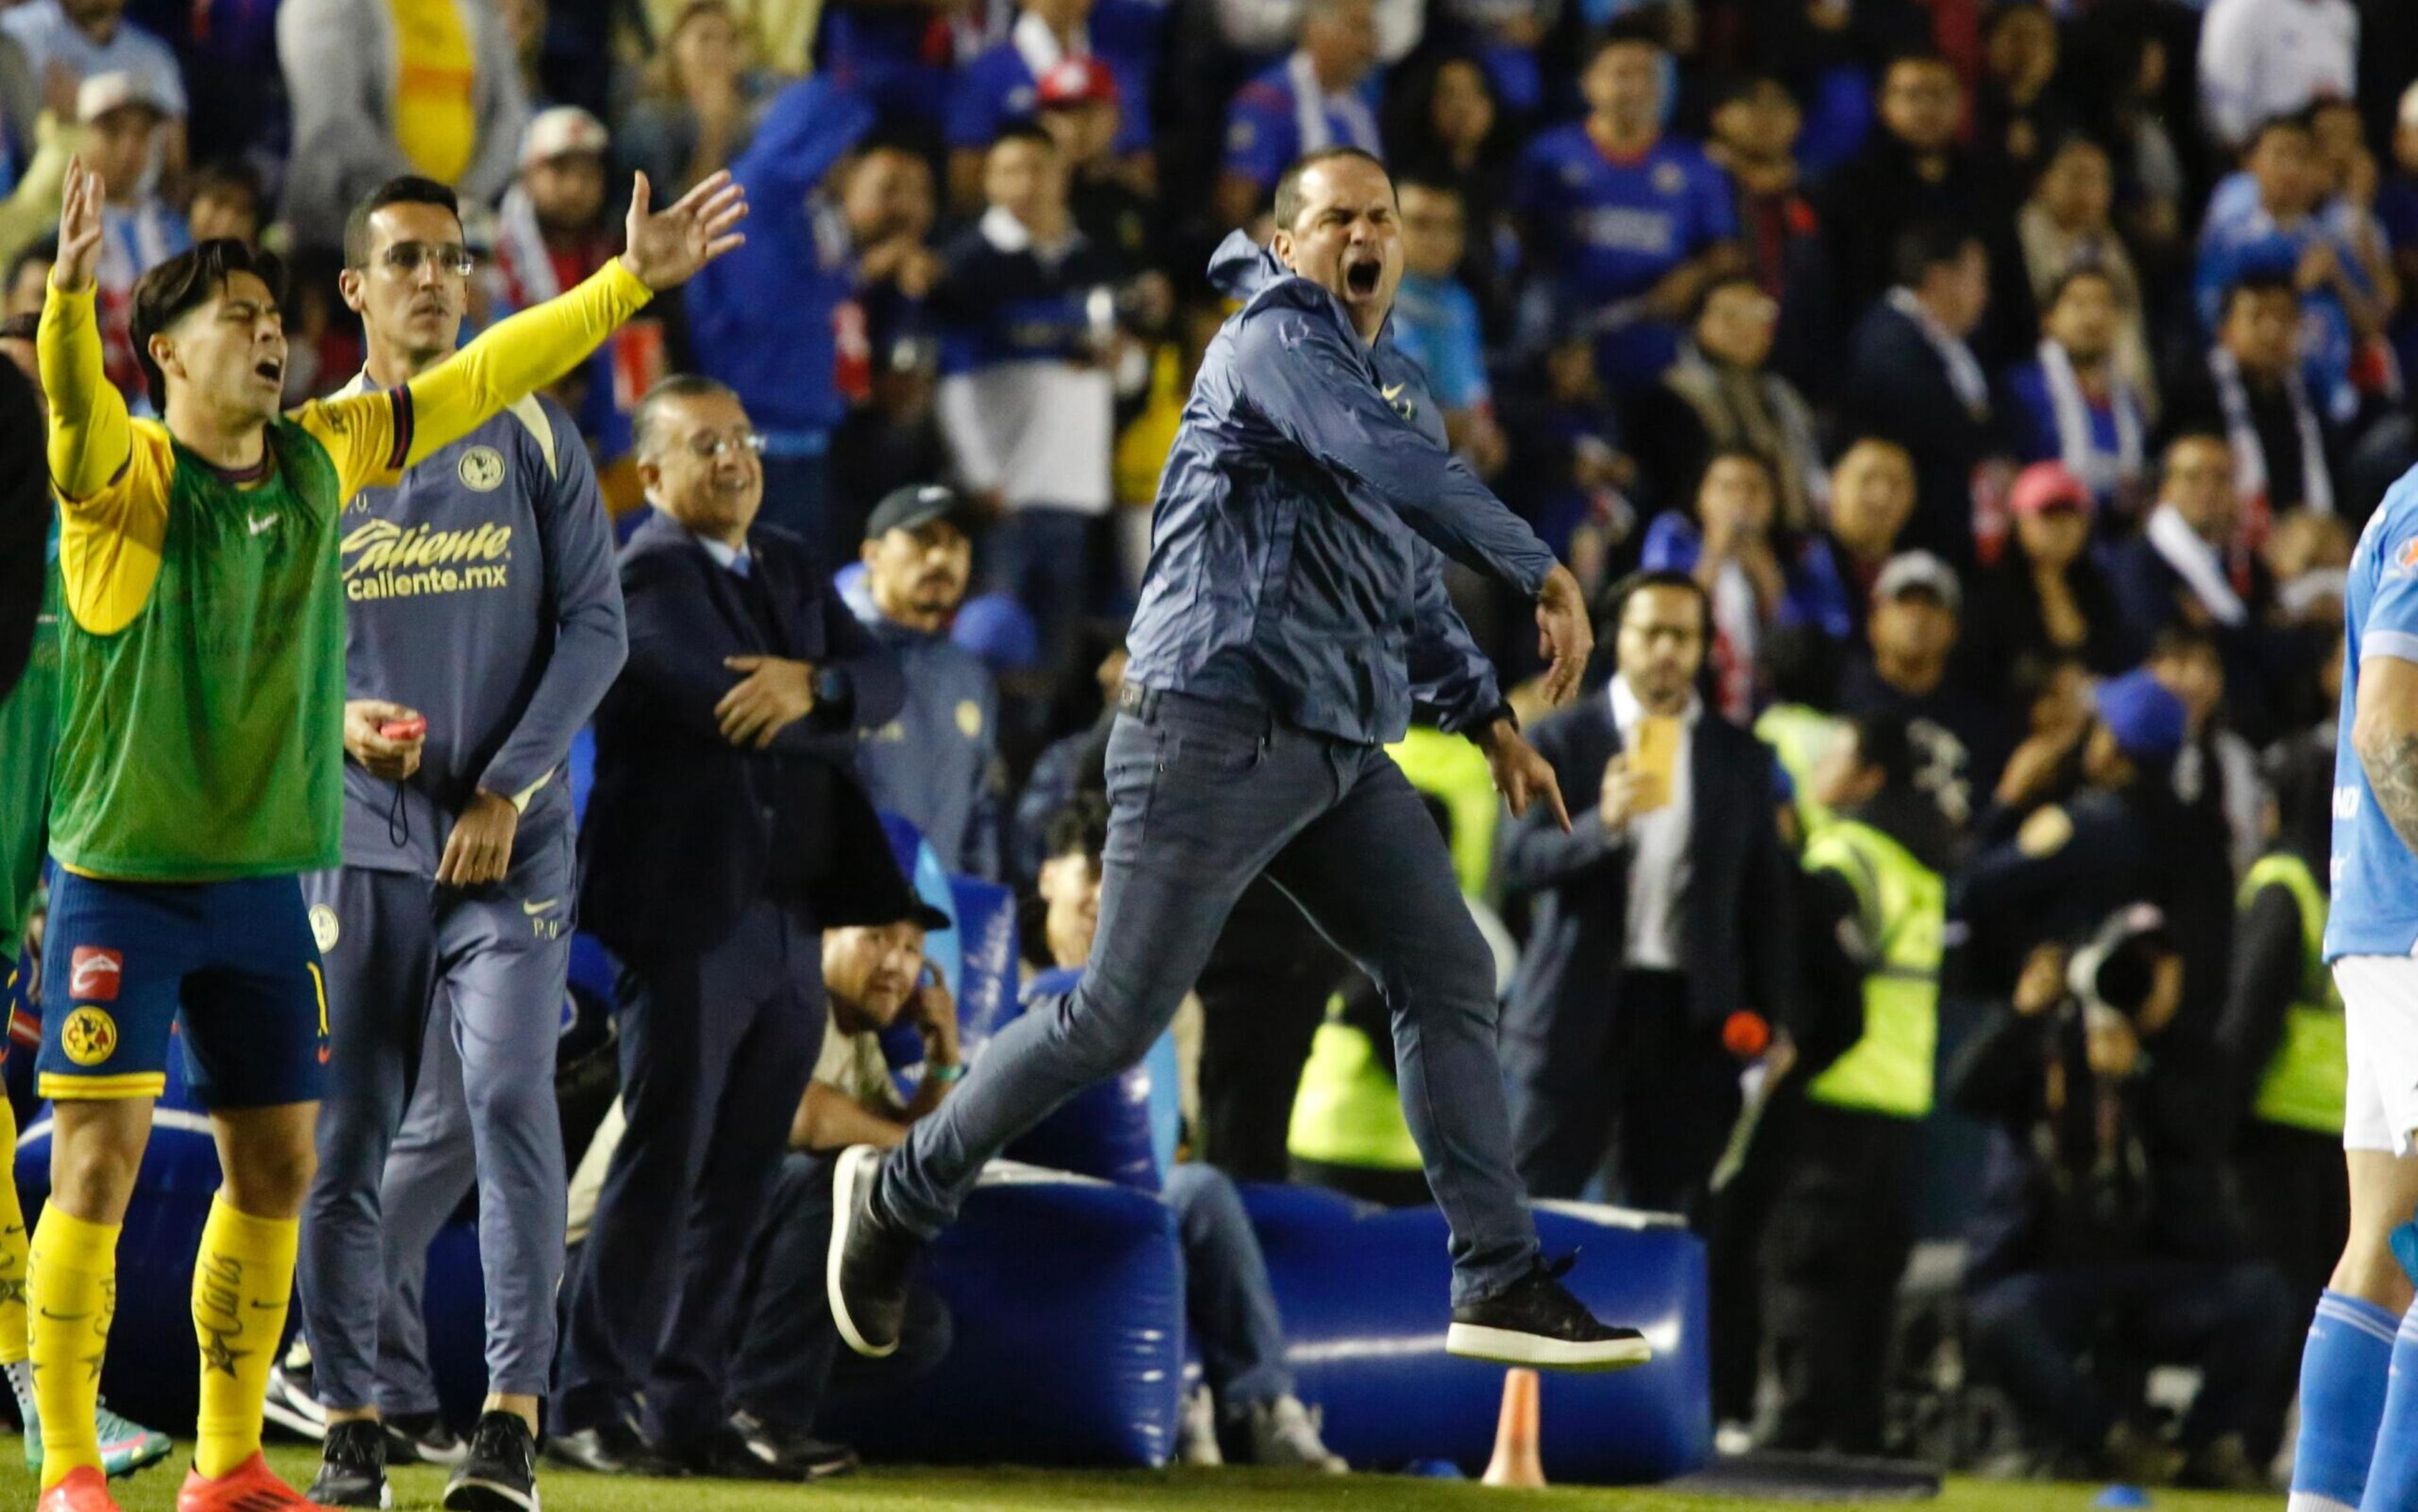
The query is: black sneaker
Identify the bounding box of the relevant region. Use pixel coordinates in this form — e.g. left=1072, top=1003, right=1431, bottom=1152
left=443, top=1411, right=539, bottom=1511
left=544, top=1418, right=685, bottom=1478
left=730, top=1411, right=860, bottom=1481
left=827, top=1144, right=921, bottom=1358
left=664, top=1423, right=805, bottom=1482
left=387, top=1410, right=468, bottom=1467
left=307, top=1419, right=392, bottom=1509
left=1445, top=1254, right=1654, bottom=1372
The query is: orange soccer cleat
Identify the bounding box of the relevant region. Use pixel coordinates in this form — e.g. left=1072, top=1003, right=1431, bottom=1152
left=176, top=1453, right=331, bottom=1512
left=35, top=1467, right=122, bottom=1512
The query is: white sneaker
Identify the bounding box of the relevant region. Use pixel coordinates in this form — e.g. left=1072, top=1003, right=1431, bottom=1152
left=262, top=1345, right=329, bottom=1442
left=1243, top=1395, right=1347, bottom=1474
left=1176, top=1385, right=1222, bottom=1467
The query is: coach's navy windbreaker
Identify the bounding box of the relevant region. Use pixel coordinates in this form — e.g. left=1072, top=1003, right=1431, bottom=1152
left=1121, top=232, right=1558, bottom=746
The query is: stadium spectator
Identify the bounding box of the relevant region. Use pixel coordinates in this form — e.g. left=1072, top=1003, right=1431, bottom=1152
left=1762, top=711, right=1953, bottom=1457
left=0, top=96, right=77, bottom=285
left=1217, top=0, right=1383, bottom=229
left=2003, top=267, right=2152, bottom=518
left=1210, top=0, right=1421, bottom=77
left=1820, top=52, right=2027, bottom=362
left=1839, top=551, right=2008, bottom=827
left=1704, top=72, right=1832, bottom=397
left=1637, top=450, right=1851, bottom=720
left=1958, top=463, right=2131, bottom=702
left=1818, top=437, right=1919, bottom=649
left=555, top=376, right=909, bottom=1477
left=933, top=124, right=1125, bottom=690
left=1, top=0, right=184, bottom=173
left=1972, top=2, right=2071, bottom=190
left=1953, top=921, right=2298, bottom=1489
left=1630, top=272, right=1825, bottom=528
left=186, top=158, right=265, bottom=247
left=1388, top=176, right=1504, bottom=477
left=2107, top=435, right=2278, bottom=696
left=850, top=486, right=1006, bottom=880
left=1384, top=54, right=1515, bottom=335
left=74, top=71, right=187, bottom=408
left=2166, top=277, right=2339, bottom=522
left=2196, top=0, right=2358, bottom=155
left=1511, top=22, right=1739, bottom=396
left=615, top=0, right=769, bottom=198
left=947, top=0, right=1159, bottom=210
left=4, top=241, right=54, bottom=319
left=1499, top=571, right=1797, bottom=1212
left=1840, top=224, right=2008, bottom=569
left=1492, top=330, right=1632, bottom=573
left=276, top=0, right=530, bottom=252
left=2016, top=135, right=2157, bottom=414
left=1037, top=58, right=1160, bottom=271
left=630, top=0, right=818, bottom=77
left=2193, top=112, right=2380, bottom=427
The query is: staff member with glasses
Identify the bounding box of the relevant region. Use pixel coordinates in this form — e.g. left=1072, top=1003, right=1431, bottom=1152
left=291, top=174, right=632, bottom=1512
left=550, top=372, right=914, bottom=1479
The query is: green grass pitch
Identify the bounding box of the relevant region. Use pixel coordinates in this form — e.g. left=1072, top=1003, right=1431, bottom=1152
left=0, top=1445, right=2284, bottom=1511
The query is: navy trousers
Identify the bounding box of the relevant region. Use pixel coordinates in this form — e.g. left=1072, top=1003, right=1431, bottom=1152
left=881, top=691, right=1540, bottom=1305
left=553, top=901, right=825, bottom=1448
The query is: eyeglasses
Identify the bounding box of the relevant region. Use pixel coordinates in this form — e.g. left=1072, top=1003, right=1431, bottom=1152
left=377, top=242, right=476, bottom=277
left=686, top=431, right=768, bottom=460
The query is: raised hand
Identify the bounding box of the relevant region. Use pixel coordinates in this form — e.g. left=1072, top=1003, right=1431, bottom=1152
left=620, top=169, right=749, bottom=291
left=53, top=158, right=105, bottom=295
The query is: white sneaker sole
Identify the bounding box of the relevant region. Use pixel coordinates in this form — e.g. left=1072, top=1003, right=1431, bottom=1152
left=828, top=1145, right=900, bottom=1360
left=443, top=1475, right=538, bottom=1512
left=263, top=1378, right=329, bottom=1441
left=1444, top=1323, right=1654, bottom=1372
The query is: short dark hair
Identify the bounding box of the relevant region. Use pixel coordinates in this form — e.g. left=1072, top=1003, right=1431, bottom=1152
left=2149, top=623, right=2220, bottom=663
left=1392, top=171, right=1461, bottom=205
left=1603, top=567, right=1712, bottom=643
left=130, top=239, right=288, bottom=409
left=988, top=120, right=1057, bottom=156
left=1710, top=72, right=1790, bottom=115
left=190, top=157, right=265, bottom=212
left=1893, top=220, right=1979, bottom=289
left=343, top=176, right=462, bottom=268
left=1045, top=793, right=1109, bottom=863
left=2222, top=269, right=2298, bottom=319
left=1690, top=268, right=1766, bottom=322
left=5, top=236, right=56, bottom=294
left=1846, top=712, right=1919, bottom=792
left=632, top=373, right=742, bottom=458
left=1583, top=13, right=1666, bottom=69
left=0, top=312, right=37, bottom=344
left=1698, top=446, right=1777, bottom=497
left=2245, top=110, right=2317, bottom=153
left=1273, top=146, right=1390, bottom=232
left=2042, top=263, right=2117, bottom=310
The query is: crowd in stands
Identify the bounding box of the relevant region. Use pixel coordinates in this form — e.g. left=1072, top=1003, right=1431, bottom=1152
left=5, top=0, right=2418, bottom=1490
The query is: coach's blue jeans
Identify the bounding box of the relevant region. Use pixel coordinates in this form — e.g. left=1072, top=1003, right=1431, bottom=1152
left=880, top=691, right=1540, bottom=1305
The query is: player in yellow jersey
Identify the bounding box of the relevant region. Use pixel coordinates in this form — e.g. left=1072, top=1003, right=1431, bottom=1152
left=29, top=157, right=744, bottom=1512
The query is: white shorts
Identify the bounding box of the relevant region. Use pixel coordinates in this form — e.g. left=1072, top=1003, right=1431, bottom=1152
left=2336, top=955, right=2418, bottom=1156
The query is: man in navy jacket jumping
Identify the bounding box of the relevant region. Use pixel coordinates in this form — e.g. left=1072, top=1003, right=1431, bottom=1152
left=829, top=147, right=1649, bottom=1372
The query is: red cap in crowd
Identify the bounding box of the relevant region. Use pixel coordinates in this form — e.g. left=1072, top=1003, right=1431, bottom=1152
left=2008, top=461, right=2092, bottom=518
left=1036, top=57, right=1118, bottom=109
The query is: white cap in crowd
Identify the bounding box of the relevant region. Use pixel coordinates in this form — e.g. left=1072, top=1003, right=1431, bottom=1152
left=521, top=106, right=610, bottom=169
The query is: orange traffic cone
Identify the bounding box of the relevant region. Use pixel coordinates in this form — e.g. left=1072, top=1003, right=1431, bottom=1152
left=1481, top=1367, right=1547, bottom=1487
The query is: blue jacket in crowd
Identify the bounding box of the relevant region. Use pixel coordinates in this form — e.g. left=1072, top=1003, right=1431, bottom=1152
left=845, top=577, right=1006, bottom=881
left=1123, top=232, right=1558, bottom=746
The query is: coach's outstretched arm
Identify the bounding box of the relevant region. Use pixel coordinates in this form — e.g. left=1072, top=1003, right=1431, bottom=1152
left=2355, top=654, right=2418, bottom=855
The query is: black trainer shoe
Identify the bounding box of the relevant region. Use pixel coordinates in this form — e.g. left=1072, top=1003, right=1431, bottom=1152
left=386, top=1411, right=468, bottom=1467
left=664, top=1424, right=806, bottom=1482
left=443, top=1411, right=539, bottom=1511
left=1445, top=1254, right=1654, bottom=1372
left=544, top=1418, right=685, bottom=1478
left=307, top=1419, right=392, bottom=1509
left=827, top=1144, right=921, bottom=1358
left=730, top=1411, right=860, bottom=1481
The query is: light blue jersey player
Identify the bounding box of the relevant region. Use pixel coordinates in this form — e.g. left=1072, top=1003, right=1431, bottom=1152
left=2289, top=464, right=2418, bottom=1512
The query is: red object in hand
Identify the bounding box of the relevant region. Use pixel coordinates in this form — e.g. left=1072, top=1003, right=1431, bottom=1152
left=380, top=717, right=426, bottom=741
left=1722, top=1011, right=1771, bottom=1060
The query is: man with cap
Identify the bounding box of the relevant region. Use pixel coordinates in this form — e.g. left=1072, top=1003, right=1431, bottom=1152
left=849, top=484, right=1005, bottom=878
left=1036, top=57, right=1159, bottom=272
left=1957, top=461, right=2135, bottom=701
left=552, top=373, right=909, bottom=1477
left=73, top=71, right=185, bottom=406
left=943, top=0, right=1158, bottom=212
left=1838, top=550, right=2010, bottom=828
left=1, top=0, right=184, bottom=168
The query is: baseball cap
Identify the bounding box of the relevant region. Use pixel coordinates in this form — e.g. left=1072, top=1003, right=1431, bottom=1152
left=1036, top=56, right=1118, bottom=109
left=866, top=483, right=975, bottom=540
left=2094, top=669, right=2187, bottom=766
left=1872, top=550, right=1961, bottom=613
left=77, top=72, right=164, bottom=127
left=2009, top=460, right=2092, bottom=518
left=521, top=106, right=610, bottom=169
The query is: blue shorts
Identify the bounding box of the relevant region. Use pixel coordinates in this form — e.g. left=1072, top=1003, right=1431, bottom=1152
left=37, top=872, right=329, bottom=1109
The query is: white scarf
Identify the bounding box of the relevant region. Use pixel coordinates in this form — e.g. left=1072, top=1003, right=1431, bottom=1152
left=2039, top=338, right=2144, bottom=501
left=2210, top=346, right=2333, bottom=518
left=1287, top=50, right=1379, bottom=157
left=1887, top=288, right=1990, bottom=421
left=1010, top=9, right=1087, bottom=77
left=492, top=184, right=562, bottom=310
left=2144, top=501, right=2248, bottom=628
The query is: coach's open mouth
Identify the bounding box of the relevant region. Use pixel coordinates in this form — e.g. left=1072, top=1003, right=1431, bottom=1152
left=1344, top=259, right=1380, bottom=297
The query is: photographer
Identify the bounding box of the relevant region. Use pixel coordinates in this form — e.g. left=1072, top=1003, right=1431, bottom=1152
left=1953, top=911, right=2298, bottom=1490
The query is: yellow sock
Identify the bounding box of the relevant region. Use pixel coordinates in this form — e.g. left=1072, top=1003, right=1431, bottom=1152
left=0, top=1099, right=28, bottom=1366
left=28, top=1207, right=118, bottom=1489
left=191, top=1195, right=297, bottom=1479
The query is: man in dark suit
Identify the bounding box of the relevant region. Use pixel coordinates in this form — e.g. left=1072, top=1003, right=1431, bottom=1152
left=1499, top=570, right=1798, bottom=1214
left=552, top=375, right=917, bottom=1477
left=1841, top=222, right=2013, bottom=569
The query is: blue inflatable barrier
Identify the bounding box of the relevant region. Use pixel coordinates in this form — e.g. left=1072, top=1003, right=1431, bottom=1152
left=818, top=1166, right=1184, bottom=1467
left=1242, top=1183, right=1711, bottom=1482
